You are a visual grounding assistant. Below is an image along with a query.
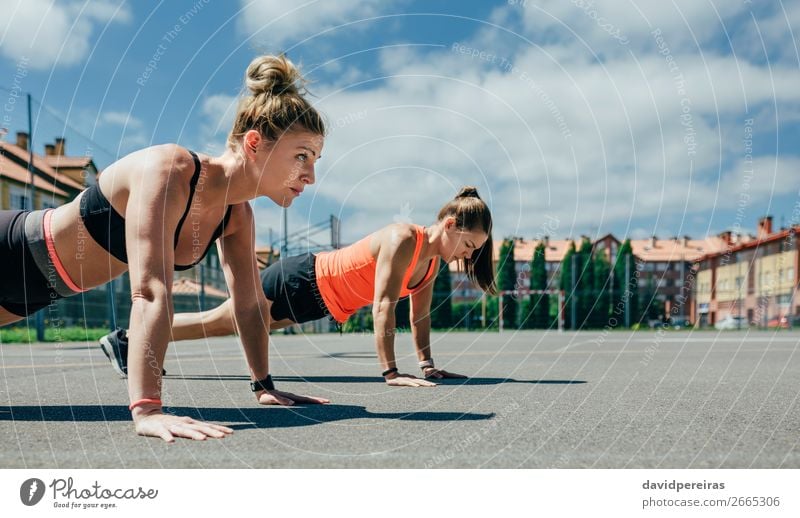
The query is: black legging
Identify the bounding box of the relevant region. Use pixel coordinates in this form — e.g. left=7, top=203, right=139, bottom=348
left=0, top=210, right=58, bottom=317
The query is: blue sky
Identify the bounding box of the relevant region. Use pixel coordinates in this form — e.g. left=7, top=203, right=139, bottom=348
left=1, top=0, right=799, bottom=247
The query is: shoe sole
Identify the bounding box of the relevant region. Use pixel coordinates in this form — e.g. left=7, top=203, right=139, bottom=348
left=99, top=335, right=128, bottom=379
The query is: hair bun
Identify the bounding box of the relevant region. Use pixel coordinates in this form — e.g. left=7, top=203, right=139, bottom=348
left=245, top=54, right=304, bottom=97
left=456, top=186, right=480, bottom=199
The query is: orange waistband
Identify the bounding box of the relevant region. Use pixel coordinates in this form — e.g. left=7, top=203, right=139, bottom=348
left=44, top=209, right=87, bottom=293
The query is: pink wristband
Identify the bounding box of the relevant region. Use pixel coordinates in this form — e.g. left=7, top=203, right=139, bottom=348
left=129, top=398, right=162, bottom=411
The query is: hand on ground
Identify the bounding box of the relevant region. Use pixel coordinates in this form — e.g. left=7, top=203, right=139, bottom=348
left=385, top=373, right=437, bottom=387
left=257, top=389, right=331, bottom=406
left=134, top=412, right=233, bottom=442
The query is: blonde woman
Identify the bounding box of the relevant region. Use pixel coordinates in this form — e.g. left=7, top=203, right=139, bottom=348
left=0, top=55, right=327, bottom=441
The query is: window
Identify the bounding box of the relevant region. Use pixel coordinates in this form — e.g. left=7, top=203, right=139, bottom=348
left=9, top=185, right=29, bottom=210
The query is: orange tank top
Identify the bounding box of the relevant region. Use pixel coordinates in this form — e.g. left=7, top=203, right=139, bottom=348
left=315, top=225, right=437, bottom=323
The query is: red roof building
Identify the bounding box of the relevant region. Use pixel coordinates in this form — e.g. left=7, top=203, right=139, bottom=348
left=692, top=216, right=798, bottom=328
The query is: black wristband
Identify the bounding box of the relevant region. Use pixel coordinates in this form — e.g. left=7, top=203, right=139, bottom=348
left=382, top=367, right=399, bottom=377
left=250, top=374, right=275, bottom=392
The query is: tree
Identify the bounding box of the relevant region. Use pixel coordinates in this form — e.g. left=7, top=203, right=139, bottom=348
left=611, top=239, right=638, bottom=327
left=591, top=249, right=611, bottom=327
left=576, top=237, right=594, bottom=328
left=527, top=242, right=550, bottom=328
left=640, top=277, right=664, bottom=323
left=430, top=258, right=453, bottom=329
left=498, top=238, right=518, bottom=329
left=559, top=241, right=577, bottom=329
left=453, top=298, right=486, bottom=329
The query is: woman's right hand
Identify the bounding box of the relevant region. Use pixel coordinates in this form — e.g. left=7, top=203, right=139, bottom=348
left=257, top=390, right=331, bottom=406
left=384, top=373, right=437, bottom=387
left=133, top=408, right=234, bottom=442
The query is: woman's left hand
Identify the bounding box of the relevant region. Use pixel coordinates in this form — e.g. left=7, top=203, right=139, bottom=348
left=423, top=367, right=468, bottom=379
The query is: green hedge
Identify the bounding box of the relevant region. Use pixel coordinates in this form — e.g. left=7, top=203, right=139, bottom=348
left=0, top=327, right=109, bottom=343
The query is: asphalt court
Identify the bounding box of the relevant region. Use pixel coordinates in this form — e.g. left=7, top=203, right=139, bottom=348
left=1, top=330, right=798, bottom=468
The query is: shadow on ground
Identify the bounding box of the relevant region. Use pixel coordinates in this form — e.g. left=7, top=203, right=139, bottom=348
left=168, top=375, right=587, bottom=385
left=0, top=405, right=495, bottom=429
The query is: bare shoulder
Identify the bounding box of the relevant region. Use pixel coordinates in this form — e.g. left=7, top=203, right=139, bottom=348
left=375, top=223, right=417, bottom=257
left=115, top=144, right=196, bottom=188
left=98, top=144, right=197, bottom=215
left=143, top=144, right=196, bottom=180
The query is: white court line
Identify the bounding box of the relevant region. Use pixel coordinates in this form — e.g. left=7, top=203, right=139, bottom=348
left=635, top=337, right=800, bottom=343
left=553, top=339, right=599, bottom=354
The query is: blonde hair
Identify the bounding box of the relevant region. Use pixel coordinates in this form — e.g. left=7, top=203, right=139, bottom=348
left=228, top=54, right=326, bottom=149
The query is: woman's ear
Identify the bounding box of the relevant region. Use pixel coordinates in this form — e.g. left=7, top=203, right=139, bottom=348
left=242, top=130, right=263, bottom=159
left=443, top=216, right=457, bottom=231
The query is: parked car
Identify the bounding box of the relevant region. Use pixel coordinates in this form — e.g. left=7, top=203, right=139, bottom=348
left=767, top=315, right=800, bottom=329
left=715, top=315, right=748, bottom=330
left=669, top=316, right=692, bottom=329
left=648, top=316, right=693, bottom=329
left=648, top=318, right=665, bottom=329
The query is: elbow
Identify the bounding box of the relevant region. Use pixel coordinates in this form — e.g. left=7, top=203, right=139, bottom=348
left=130, top=286, right=171, bottom=308
left=233, top=305, right=265, bottom=327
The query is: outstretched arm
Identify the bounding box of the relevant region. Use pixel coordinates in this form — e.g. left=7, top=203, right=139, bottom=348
left=218, top=203, right=328, bottom=406
left=372, top=228, right=435, bottom=387
left=125, top=148, right=233, bottom=442
left=410, top=267, right=466, bottom=380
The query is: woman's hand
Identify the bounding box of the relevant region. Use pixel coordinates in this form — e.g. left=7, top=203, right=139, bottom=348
left=423, top=367, right=468, bottom=380
left=257, top=390, right=330, bottom=406
left=384, top=372, right=437, bottom=387
left=133, top=408, right=233, bottom=442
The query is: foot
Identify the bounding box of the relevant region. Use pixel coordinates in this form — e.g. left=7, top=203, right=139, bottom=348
left=99, top=329, right=166, bottom=378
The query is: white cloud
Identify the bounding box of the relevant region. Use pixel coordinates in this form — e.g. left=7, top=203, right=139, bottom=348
left=0, top=0, right=131, bottom=69
left=237, top=0, right=388, bottom=49
left=101, top=111, right=143, bottom=129
left=199, top=3, right=800, bottom=243
left=501, top=0, right=750, bottom=56
left=96, top=110, right=149, bottom=155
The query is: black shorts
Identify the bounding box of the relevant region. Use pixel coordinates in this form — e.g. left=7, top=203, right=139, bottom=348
left=261, top=253, right=330, bottom=324
left=0, top=210, right=59, bottom=317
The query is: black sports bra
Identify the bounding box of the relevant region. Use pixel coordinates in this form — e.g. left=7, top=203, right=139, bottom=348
left=79, top=149, right=233, bottom=271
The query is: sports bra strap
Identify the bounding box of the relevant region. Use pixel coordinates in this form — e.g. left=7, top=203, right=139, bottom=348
left=173, top=150, right=203, bottom=249
left=400, top=225, right=426, bottom=291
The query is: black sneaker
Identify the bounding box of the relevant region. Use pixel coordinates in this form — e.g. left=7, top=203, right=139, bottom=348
left=99, top=329, right=166, bottom=378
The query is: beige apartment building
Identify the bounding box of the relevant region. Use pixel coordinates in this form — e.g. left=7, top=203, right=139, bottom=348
left=693, top=217, right=798, bottom=327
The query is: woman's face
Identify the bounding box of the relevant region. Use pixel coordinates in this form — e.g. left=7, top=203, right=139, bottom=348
left=252, top=129, right=324, bottom=207
left=441, top=217, right=489, bottom=262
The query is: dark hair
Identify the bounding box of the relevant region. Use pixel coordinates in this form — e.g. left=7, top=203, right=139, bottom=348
left=437, top=186, right=496, bottom=294
left=228, top=54, right=326, bottom=148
